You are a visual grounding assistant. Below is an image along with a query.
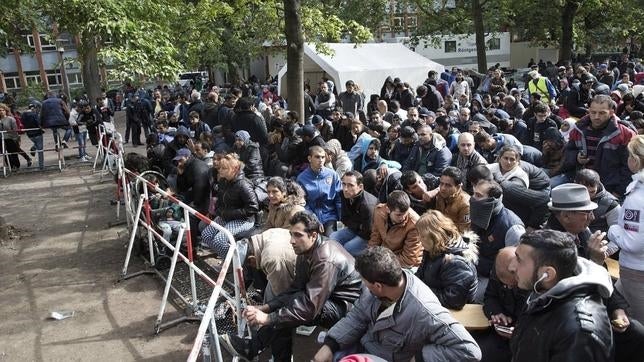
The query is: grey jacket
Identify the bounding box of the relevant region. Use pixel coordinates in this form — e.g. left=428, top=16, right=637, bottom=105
left=327, top=270, right=481, bottom=362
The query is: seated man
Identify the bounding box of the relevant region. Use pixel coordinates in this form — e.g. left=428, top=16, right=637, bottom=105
left=475, top=247, right=529, bottom=362
left=296, top=146, right=342, bottom=236
left=399, top=170, right=438, bottom=215
left=369, top=190, right=423, bottom=268
left=452, top=132, right=488, bottom=193
left=313, top=246, right=482, bottom=362
left=433, top=166, right=471, bottom=232
left=402, top=125, right=452, bottom=189
left=330, top=171, right=378, bottom=256
left=220, top=211, right=363, bottom=362
left=245, top=228, right=297, bottom=299
left=232, top=130, right=264, bottom=182
left=508, top=230, right=614, bottom=361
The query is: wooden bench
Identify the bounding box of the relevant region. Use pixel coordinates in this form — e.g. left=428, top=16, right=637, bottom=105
left=606, top=258, right=620, bottom=279
left=449, top=304, right=490, bottom=331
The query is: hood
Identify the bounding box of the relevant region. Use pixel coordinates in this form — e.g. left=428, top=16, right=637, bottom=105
left=633, top=169, right=644, bottom=184
left=471, top=94, right=483, bottom=110
left=431, top=133, right=447, bottom=149
left=357, top=133, right=376, bottom=154
left=326, top=139, right=346, bottom=157
left=526, top=258, right=613, bottom=313
left=447, top=231, right=479, bottom=264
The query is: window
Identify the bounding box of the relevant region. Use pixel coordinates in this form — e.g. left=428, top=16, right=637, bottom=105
left=445, top=41, right=457, bottom=53
left=25, top=75, right=42, bottom=85
left=487, top=38, right=501, bottom=50
left=4, top=77, right=20, bottom=90
left=26, top=34, right=57, bottom=51
left=392, top=16, right=404, bottom=28
left=68, top=73, right=83, bottom=85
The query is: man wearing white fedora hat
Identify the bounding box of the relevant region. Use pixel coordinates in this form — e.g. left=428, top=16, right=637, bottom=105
left=545, top=183, right=608, bottom=265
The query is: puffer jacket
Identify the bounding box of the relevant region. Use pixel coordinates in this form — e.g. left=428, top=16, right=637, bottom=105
left=369, top=204, right=422, bottom=268
left=415, top=232, right=479, bottom=310
left=267, top=237, right=362, bottom=327
left=326, top=270, right=481, bottom=362
left=265, top=193, right=306, bottom=229
left=234, top=141, right=264, bottom=181
left=175, top=157, right=211, bottom=214
left=511, top=258, right=614, bottom=362
left=403, top=133, right=453, bottom=189
left=562, top=114, right=635, bottom=196
left=215, top=171, right=259, bottom=222
left=40, top=97, right=69, bottom=128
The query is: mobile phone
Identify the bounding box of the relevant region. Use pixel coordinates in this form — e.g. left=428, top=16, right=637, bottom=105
left=494, top=325, right=514, bottom=335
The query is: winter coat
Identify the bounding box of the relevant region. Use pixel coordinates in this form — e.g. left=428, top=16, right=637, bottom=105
left=40, top=97, right=69, bottom=128
left=525, top=116, right=559, bottom=150
left=234, top=141, right=264, bottom=181
left=265, top=193, right=306, bottom=230
left=352, top=136, right=401, bottom=173
left=231, top=110, right=268, bottom=144
left=215, top=171, right=259, bottom=223
left=415, top=232, right=479, bottom=310
left=296, top=166, right=342, bottom=224
left=403, top=134, right=453, bottom=189
left=20, top=110, right=44, bottom=138
left=201, top=101, right=219, bottom=128
left=510, top=258, right=614, bottom=362
left=434, top=189, right=471, bottom=233
left=483, top=269, right=528, bottom=320
left=388, top=137, right=417, bottom=165
left=266, top=237, right=362, bottom=327
left=340, top=190, right=378, bottom=241
left=175, top=157, right=211, bottom=214
left=473, top=206, right=524, bottom=277
left=589, top=182, right=621, bottom=233
left=369, top=204, right=422, bottom=268
left=326, top=270, right=482, bottom=362
left=563, top=114, right=635, bottom=196
left=608, top=169, right=644, bottom=271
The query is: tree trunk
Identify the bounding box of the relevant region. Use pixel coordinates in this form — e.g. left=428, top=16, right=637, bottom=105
left=472, top=0, right=487, bottom=72
left=283, top=0, right=304, bottom=122
left=560, top=0, right=580, bottom=62
left=79, top=32, right=101, bottom=106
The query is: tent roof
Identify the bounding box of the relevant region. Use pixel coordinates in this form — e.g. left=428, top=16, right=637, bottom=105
left=278, top=42, right=444, bottom=99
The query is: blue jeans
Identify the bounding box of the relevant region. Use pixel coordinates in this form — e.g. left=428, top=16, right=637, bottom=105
left=29, top=134, right=44, bottom=169
left=52, top=126, right=72, bottom=145
left=77, top=130, right=87, bottom=157
left=330, top=228, right=367, bottom=256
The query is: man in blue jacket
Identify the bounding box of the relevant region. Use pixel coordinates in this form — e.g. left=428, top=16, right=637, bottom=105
left=297, top=145, right=342, bottom=236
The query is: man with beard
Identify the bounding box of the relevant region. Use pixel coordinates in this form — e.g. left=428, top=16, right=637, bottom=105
left=508, top=230, right=614, bottom=362
left=312, top=246, right=481, bottom=362
left=452, top=132, right=487, bottom=192
left=433, top=167, right=471, bottom=232
left=315, top=81, right=336, bottom=120
left=402, top=125, right=452, bottom=190
left=220, top=211, right=362, bottom=362
left=399, top=170, right=437, bottom=215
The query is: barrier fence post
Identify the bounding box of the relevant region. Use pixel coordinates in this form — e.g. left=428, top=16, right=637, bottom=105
left=184, top=207, right=199, bottom=311
left=155, top=224, right=187, bottom=333
left=142, top=181, right=156, bottom=267
left=1, top=135, right=7, bottom=177
left=120, top=194, right=145, bottom=278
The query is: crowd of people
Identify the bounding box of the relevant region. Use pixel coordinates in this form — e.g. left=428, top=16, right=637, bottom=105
left=4, top=54, right=644, bottom=362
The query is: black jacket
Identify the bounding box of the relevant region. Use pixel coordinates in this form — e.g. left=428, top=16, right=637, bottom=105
left=525, top=116, right=559, bottom=150
left=267, top=237, right=362, bottom=327
left=231, top=110, right=268, bottom=144
left=216, top=171, right=259, bottom=222
left=234, top=142, right=264, bottom=181
left=415, top=234, right=478, bottom=310
left=482, top=269, right=528, bottom=320
left=510, top=259, right=614, bottom=362
left=176, top=157, right=211, bottom=214
left=340, top=190, right=378, bottom=240
left=201, top=101, right=219, bottom=128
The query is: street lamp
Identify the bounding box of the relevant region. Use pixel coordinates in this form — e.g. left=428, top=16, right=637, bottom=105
left=57, top=47, right=71, bottom=103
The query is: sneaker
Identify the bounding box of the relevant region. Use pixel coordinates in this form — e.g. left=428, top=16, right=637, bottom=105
left=218, top=333, right=259, bottom=361
left=61, top=141, right=69, bottom=149
left=80, top=155, right=91, bottom=162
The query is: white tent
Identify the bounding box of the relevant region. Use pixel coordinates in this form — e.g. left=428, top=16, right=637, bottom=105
left=277, top=42, right=445, bottom=102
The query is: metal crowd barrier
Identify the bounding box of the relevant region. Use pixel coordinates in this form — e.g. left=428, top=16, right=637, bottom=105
left=110, top=153, right=250, bottom=361
left=1, top=127, right=67, bottom=177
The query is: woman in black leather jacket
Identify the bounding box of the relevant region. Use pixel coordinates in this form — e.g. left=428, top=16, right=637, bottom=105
left=201, top=153, right=259, bottom=257
left=415, top=210, right=479, bottom=310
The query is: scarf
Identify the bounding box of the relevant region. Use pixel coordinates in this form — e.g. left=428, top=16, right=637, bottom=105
left=470, top=195, right=504, bottom=230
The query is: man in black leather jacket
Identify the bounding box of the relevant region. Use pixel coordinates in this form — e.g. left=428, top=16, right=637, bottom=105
left=220, top=211, right=362, bottom=362
left=508, top=230, right=614, bottom=362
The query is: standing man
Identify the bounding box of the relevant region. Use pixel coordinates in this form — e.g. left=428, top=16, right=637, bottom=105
left=40, top=90, right=71, bottom=149
left=508, top=230, right=614, bottom=361
left=337, top=80, right=363, bottom=115
left=296, top=146, right=342, bottom=236
left=221, top=211, right=362, bottom=362
left=562, top=95, right=635, bottom=197
left=312, top=246, right=481, bottom=362
left=330, top=171, right=378, bottom=256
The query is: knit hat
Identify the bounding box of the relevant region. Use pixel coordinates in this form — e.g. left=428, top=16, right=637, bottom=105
left=235, top=130, right=251, bottom=143
left=176, top=126, right=190, bottom=137
left=296, top=124, right=317, bottom=138
left=311, top=115, right=324, bottom=125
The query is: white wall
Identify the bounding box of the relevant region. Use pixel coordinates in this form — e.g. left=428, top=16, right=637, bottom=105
left=510, top=42, right=559, bottom=68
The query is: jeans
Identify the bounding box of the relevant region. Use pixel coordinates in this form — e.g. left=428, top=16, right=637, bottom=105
left=330, top=228, right=368, bottom=256
left=52, top=126, right=72, bottom=146
left=29, top=134, right=44, bottom=169
left=77, top=131, right=88, bottom=157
